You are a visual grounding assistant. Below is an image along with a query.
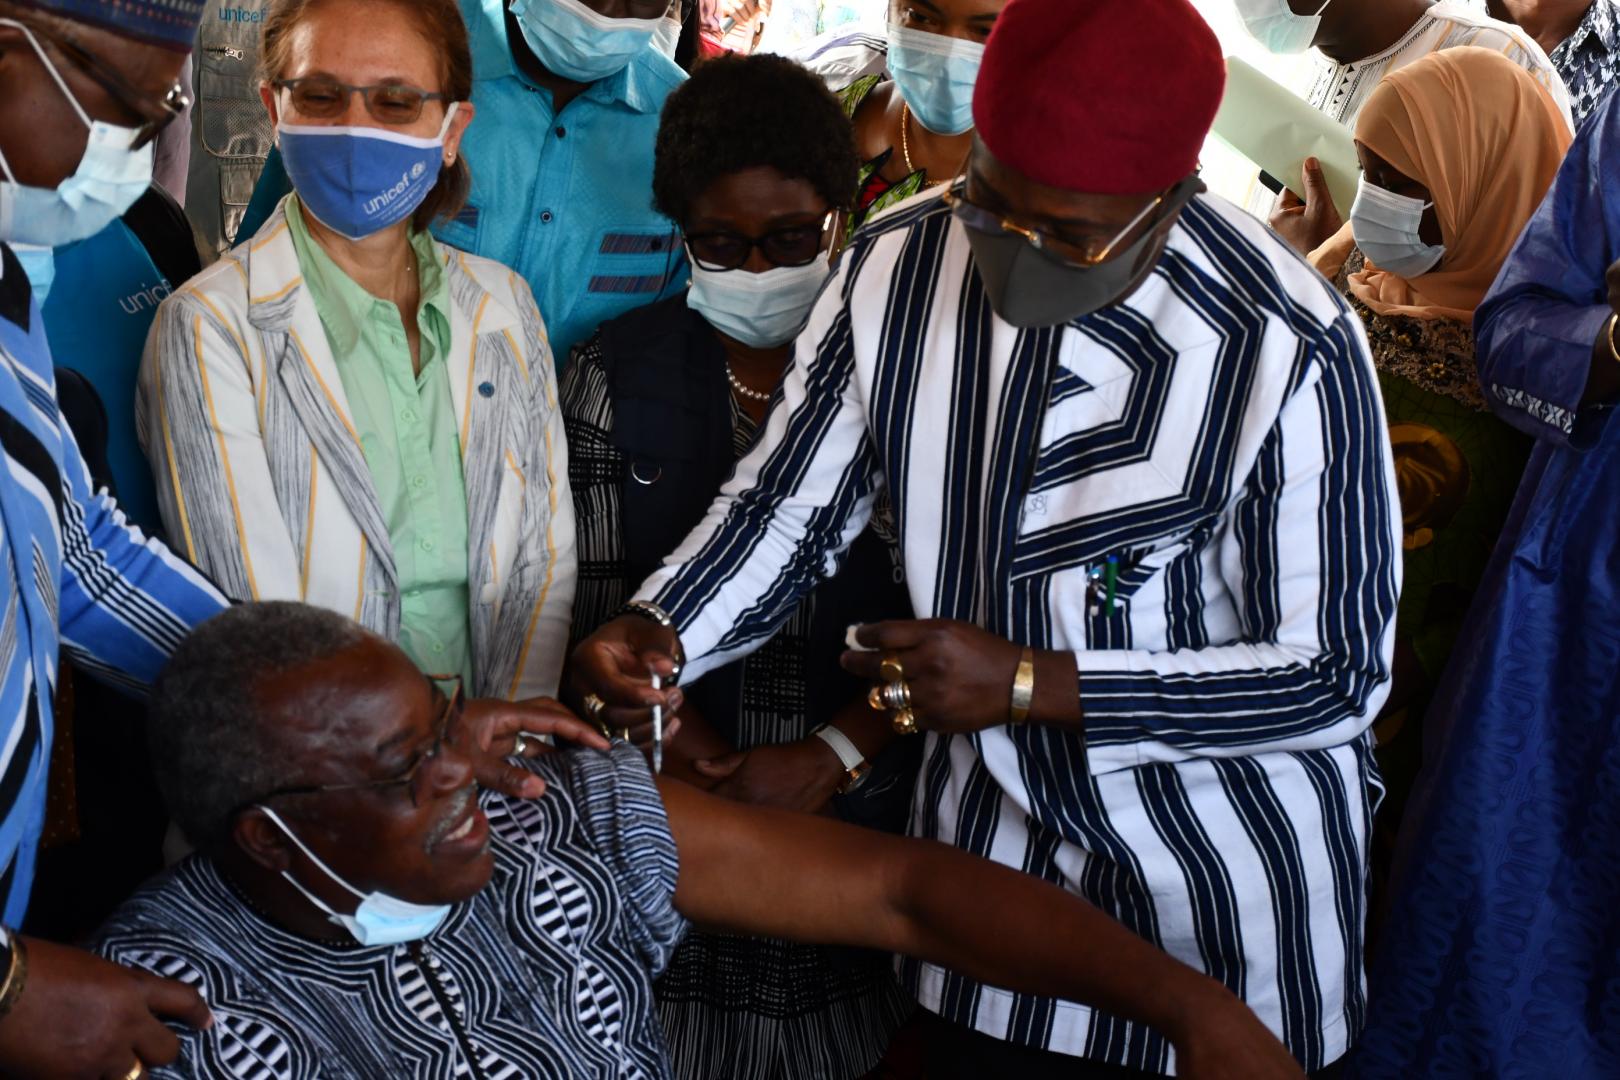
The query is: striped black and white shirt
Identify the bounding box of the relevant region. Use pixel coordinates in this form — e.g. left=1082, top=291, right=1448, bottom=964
left=637, top=191, right=1401, bottom=1072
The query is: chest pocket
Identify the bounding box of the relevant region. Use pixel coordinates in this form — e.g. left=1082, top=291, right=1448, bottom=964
left=194, top=1, right=274, bottom=250
left=585, top=226, right=684, bottom=300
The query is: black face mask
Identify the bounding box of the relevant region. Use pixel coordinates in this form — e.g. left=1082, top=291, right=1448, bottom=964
left=961, top=176, right=1204, bottom=329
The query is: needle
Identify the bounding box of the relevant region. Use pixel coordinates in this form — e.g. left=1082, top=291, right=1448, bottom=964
left=650, top=672, right=664, bottom=774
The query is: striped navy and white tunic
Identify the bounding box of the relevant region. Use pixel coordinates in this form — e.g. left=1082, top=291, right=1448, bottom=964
left=93, top=745, right=685, bottom=1079
left=637, top=191, right=1402, bottom=1073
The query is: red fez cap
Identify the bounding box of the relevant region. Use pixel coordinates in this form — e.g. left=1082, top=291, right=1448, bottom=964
left=973, top=0, right=1226, bottom=195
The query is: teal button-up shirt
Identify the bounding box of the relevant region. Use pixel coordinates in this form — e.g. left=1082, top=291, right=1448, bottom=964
left=430, top=0, right=690, bottom=363
left=286, top=197, right=473, bottom=680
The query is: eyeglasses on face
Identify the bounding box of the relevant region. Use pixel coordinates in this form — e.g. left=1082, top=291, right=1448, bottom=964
left=247, top=674, right=465, bottom=812
left=683, top=211, right=836, bottom=272
left=273, top=77, right=451, bottom=126
left=942, top=178, right=1169, bottom=269
left=15, top=19, right=189, bottom=150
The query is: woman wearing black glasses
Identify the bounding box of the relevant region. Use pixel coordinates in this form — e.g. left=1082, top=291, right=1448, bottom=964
left=139, top=0, right=577, bottom=703
left=560, top=53, right=920, bottom=1080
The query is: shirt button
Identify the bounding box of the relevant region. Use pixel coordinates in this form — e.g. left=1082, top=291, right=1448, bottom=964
left=555, top=125, right=566, bottom=137
left=432, top=642, right=445, bottom=654
left=411, top=475, right=427, bottom=491
left=419, top=537, right=436, bottom=552
left=400, top=408, right=417, bottom=423
left=539, top=210, right=553, bottom=223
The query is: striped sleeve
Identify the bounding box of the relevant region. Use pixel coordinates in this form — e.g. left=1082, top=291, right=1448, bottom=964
left=55, top=383, right=227, bottom=694
left=502, top=276, right=576, bottom=700
left=137, top=289, right=303, bottom=604
left=637, top=260, right=882, bottom=682
left=1076, top=311, right=1401, bottom=775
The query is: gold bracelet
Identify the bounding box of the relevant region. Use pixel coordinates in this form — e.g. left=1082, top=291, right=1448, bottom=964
left=1009, top=648, right=1035, bottom=724
left=1607, top=313, right=1620, bottom=364
left=0, top=936, right=28, bottom=1021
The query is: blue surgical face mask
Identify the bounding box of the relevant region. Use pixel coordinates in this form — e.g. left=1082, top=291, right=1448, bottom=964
left=277, top=104, right=458, bottom=242
left=885, top=24, right=984, bottom=137
left=510, top=0, right=661, bottom=84
left=0, top=19, right=152, bottom=249
left=687, top=251, right=833, bottom=349
left=1235, top=0, right=1333, bottom=55
left=258, top=805, right=452, bottom=946
left=1350, top=176, right=1446, bottom=278
left=12, top=244, right=55, bottom=308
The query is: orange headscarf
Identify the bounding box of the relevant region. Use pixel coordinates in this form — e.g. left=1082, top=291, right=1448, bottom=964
left=1347, top=46, right=1571, bottom=322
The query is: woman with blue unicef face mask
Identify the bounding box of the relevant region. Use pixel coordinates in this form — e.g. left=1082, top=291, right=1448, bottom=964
left=561, top=54, right=920, bottom=1080
left=139, top=0, right=579, bottom=702
left=1299, top=47, right=1571, bottom=897
left=832, top=0, right=1002, bottom=232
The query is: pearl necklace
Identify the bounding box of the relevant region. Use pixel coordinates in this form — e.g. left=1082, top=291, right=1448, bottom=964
left=726, top=362, right=773, bottom=403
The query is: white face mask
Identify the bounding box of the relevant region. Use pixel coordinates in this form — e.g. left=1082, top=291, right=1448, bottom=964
left=653, top=13, right=682, bottom=59
left=1234, top=0, right=1333, bottom=55
left=1349, top=175, right=1446, bottom=278
left=687, top=251, right=834, bottom=349
left=257, top=805, right=452, bottom=946
left=0, top=19, right=153, bottom=249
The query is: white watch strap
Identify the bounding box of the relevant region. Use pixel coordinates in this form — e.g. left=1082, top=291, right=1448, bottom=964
left=814, top=724, right=866, bottom=773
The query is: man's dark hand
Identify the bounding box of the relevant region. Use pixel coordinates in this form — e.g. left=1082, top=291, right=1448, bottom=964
left=1163, top=979, right=1305, bottom=1080
left=569, top=615, right=684, bottom=747
left=693, top=739, right=846, bottom=814
left=0, top=938, right=212, bottom=1079
left=1268, top=157, right=1343, bottom=256
left=459, top=697, right=612, bottom=799
left=840, top=619, right=1023, bottom=734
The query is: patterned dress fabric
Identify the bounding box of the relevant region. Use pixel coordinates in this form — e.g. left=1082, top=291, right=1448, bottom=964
left=1349, top=83, right=1620, bottom=1080
left=92, top=745, right=686, bottom=1079
left=562, top=325, right=912, bottom=1080
left=837, top=74, right=933, bottom=233
left=1550, top=0, right=1620, bottom=126
left=632, top=190, right=1401, bottom=1072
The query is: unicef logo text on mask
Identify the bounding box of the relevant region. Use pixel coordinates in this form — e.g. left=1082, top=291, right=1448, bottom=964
left=277, top=105, right=457, bottom=241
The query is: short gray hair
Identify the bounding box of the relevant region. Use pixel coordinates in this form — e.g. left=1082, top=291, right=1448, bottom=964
left=150, top=602, right=369, bottom=848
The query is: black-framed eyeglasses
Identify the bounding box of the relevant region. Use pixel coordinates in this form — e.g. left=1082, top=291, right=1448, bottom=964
left=943, top=177, right=1174, bottom=269
left=10, top=18, right=189, bottom=150
left=683, top=211, right=836, bottom=272
left=245, top=674, right=464, bottom=812
left=273, top=77, right=451, bottom=126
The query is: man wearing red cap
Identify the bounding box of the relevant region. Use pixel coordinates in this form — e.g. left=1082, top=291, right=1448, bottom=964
left=574, top=0, right=1400, bottom=1076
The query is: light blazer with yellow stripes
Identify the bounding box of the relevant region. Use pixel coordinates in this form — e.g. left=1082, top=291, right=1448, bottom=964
left=137, top=201, right=576, bottom=700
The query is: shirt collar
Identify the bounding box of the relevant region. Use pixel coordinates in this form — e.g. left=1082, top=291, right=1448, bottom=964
left=466, top=0, right=679, bottom=114
left=1561, top=0, right=1620, bottom=60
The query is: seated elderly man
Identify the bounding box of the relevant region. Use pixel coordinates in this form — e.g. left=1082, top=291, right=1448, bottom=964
left=91, top=602, right=1300, bottom=1079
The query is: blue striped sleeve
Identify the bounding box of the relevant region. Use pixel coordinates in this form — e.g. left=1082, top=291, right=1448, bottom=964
left=55, top=405, right=227, bottom=694
left=638, top=257, right=880, bottom=682
left=1077, top=312, right=1401, bottom=774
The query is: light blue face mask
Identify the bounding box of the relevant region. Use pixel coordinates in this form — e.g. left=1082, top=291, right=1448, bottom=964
left=885, top=24, right=985, bottom=137
left=258, top=805, right=452, bottom=946
left=687, top=251, right=833, bottom=349
left=1234, top=0, right=1333, bottom=56
left=12, top=244, right=55, bottom=308
left=510, top=0, right=661, bottom=83
left=0, top=19, right=152, bottom=249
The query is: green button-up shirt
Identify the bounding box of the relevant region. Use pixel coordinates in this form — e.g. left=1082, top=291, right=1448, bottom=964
left=286, top=197, right=472, bottom=680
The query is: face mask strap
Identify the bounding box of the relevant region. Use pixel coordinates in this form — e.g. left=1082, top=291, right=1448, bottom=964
left=0, top=19, right=92, bottom=130
left=256, top=804, right=369, bottom=903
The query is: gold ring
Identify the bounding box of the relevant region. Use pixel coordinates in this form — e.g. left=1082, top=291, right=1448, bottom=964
left=879, top=654, right=905, bottom=683
left=891, top=708, right=918, bottom=736
left=582, top=693, right=606, bottom=720
left=618, top=727, right=631, bottom=742
left=867, top=685, right=886, bottom=712
left=124, top=1064, right=144, bottom=1080
left=881, top=680, right=912, bottom=711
